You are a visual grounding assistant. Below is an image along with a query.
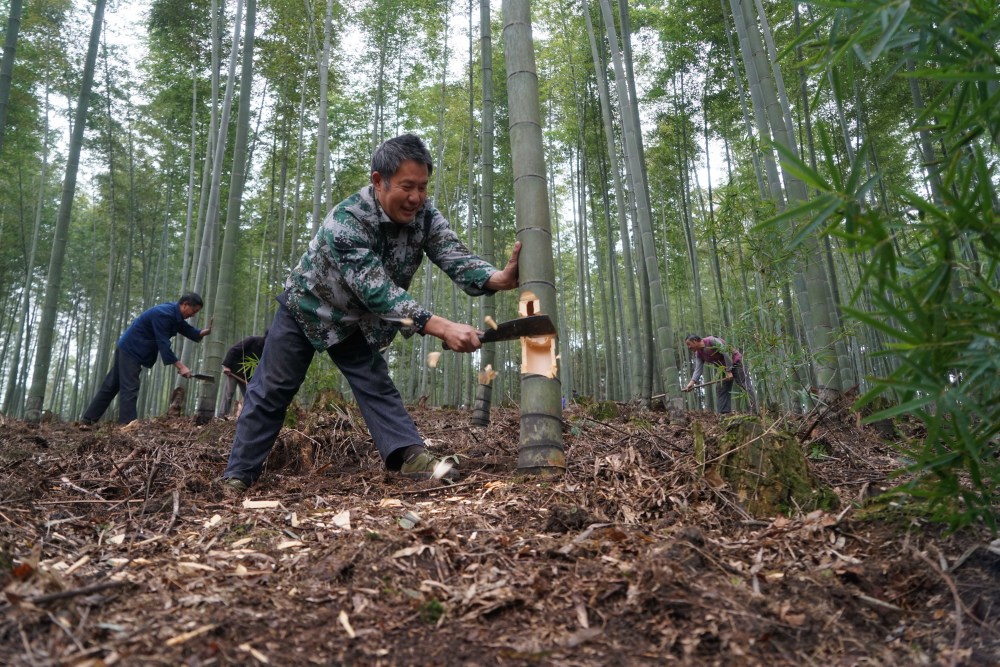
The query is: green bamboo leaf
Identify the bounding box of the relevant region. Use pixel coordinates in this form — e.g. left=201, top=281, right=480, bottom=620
left=909, top=69, right=1000, bottom=82
left=849, top=171, right=881, bottom=206
left=842, top=142, right=870, bottom=193
left=866, top=394, right=938, bottom=421
left=813, top=125, right=846, bottom=192
left=893, top=188, right=944, bottom=220
left=904, top=451, right=963, bottom=475
left=869, top=377, right=942, bottom=393
left=788, top=197, right=843, bottom=248
left=862, top=0, right=911, bottom=65
left=841, top=305, right=922, bottom=344
left=756, top=195, right=838, bottom=233
left=771, top=140, right=833, bottom=191
left=777, top=12, right=828, bottom=60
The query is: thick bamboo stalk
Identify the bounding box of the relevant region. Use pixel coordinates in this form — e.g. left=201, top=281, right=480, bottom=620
left=472, top=0, right=498, bottom=426
left=582, top=4, right=640, bottom=398
left=310, top=0, right=331, bottom=236
left=502, top=0, right=565, bottom=475
left=599, top=0, right=681, bottom=408
left=25, top=0, right=107, bottom=423
left=196, top=0, right=257, bottom=423
left=0, top=0, right=23, bottom=152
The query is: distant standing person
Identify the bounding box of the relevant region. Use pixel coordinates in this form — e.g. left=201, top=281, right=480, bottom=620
left=682, top=334, right=757, bottom=414
left=81, top=293, right=212, bottom=424
left=218, top=332, right=267, bottom=417
left=220, top=134, right=520, bottom=491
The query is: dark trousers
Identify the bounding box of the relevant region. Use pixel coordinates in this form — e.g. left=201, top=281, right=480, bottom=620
left=219, top=375, right=247, bottom=416
left=223, top=302, right=422, bottom=484
left=82, top=348, right=144, bottom=424
left=717, top=362, right=757, bottom=414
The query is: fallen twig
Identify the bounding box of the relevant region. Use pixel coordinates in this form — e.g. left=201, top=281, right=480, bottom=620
left=26, top=580, right=128, bottom=604
left=164, top=489, right=181, bottom=535
left=797, top=384, right=860, bottom=441
left=34, top=499, right=145, bottom=505
left=579, top=416, right=686, bottom=452
left=143, top=446, right=165, bottom=507
left=711, top=487, right=754, bottom=522
left=913, top=548, right=965, bottom=667
left=854, top=593, right=907, bottom=614
left=703, top=416, right=784, bottom=466
left=59, top=476, right=106, bottom=501
left=396, top=478, right=481, bottom=495
left=165, top=623, right=217, bottom=647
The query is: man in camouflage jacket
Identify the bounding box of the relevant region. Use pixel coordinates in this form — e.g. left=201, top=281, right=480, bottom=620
left=222, top=134, right=520, bottom=489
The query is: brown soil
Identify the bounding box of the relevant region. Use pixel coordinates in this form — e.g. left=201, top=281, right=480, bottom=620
left=1, top=405, right=998, bottom=666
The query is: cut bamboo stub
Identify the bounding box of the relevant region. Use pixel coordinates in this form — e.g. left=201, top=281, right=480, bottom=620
left=522, top=335, right=557, bottom=378
left=426, top=352, right=442, bottom=368
left=478, top=364, right=498, bottom=385
left=518, top=291, right=558, bottom=378
left=484, top=315, right=498, bottom=330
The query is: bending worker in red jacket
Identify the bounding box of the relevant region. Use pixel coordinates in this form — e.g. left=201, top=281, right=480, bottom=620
left=682, top=334, right=757, bottom=414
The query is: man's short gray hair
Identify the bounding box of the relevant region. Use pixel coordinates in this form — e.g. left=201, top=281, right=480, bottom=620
left=371, top=134, right=434, bottom=182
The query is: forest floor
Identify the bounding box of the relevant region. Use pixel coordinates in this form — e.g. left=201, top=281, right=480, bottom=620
left=1, top=402, right=998, bottom=666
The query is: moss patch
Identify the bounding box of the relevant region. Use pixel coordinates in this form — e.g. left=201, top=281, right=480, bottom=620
left=712, top=417, right=840, bottom=517
left=586, top=401, right=620, bottom=421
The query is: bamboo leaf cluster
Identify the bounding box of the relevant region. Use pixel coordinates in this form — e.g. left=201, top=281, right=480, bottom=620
left=785, top=0, right=1000, bottom=529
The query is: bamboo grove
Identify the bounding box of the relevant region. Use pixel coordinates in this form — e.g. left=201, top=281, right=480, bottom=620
left=0, top=0, right=997, bottom=526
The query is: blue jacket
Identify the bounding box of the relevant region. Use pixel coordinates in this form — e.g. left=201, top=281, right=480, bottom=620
left=118, top=302, right=203, bottom=367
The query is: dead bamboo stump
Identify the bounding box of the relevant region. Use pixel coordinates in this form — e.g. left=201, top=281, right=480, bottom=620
left=693, top=416, right=839, bottom=517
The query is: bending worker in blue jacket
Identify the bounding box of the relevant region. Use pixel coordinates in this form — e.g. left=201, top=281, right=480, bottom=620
left=81, top=293, right=212, bottom=424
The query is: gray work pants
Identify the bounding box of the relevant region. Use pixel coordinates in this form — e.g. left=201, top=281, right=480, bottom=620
left=717, top=362, right=757, bottom=414
left=223, top=302, right=422, bottom=484
left=219, top=374, right=247, bottom=417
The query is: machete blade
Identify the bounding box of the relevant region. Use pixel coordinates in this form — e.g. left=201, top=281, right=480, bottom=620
left=480, top=315, right=557, bottom=344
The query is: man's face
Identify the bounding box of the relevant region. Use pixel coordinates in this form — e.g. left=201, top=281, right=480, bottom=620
left=179, top=303, right=202, bottom=319
left=372, top=159, right=430, bottom=225
left=685, top=339, right=700, bottom=353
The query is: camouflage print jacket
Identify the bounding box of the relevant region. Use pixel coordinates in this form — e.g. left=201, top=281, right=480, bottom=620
left=283, top=184, right=498, bottom=351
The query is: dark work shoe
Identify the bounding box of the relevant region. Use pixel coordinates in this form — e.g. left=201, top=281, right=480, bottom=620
left=399, top=448, right=460, bottom=482
left=219, top=477, right=249, bottom=492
